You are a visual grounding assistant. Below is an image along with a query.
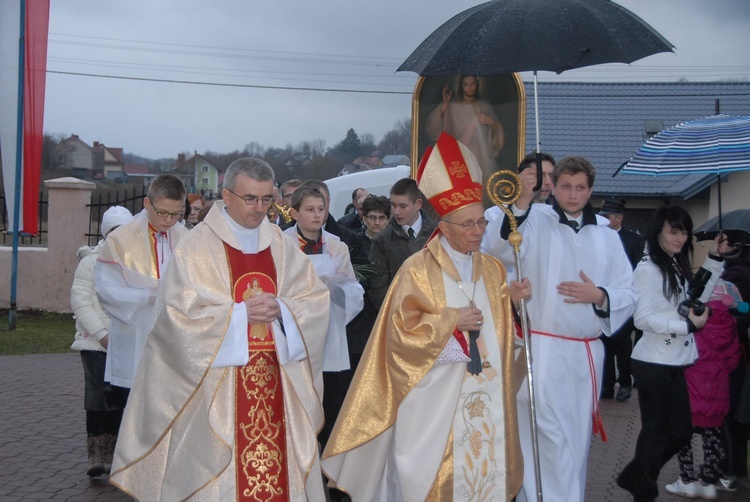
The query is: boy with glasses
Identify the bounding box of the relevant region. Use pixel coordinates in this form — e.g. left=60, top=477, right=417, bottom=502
left=354, top=195, right=391, bottom=258
left=96, top=173, right=188, bottom=390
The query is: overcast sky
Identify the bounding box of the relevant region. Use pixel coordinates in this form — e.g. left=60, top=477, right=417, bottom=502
left=43, top=0, right=750, bottom=160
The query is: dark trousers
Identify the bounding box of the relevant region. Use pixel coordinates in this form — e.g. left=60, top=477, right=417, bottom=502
left=618, top=360, right=693, bottom=502
left=601, top=318, right=634, bottom=395
left=318, top=370, right=353, bottom=450
left=80, top=351, right=128, bottom=436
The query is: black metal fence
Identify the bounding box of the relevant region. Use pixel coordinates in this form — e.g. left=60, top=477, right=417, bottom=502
left=0, top=191, right=49, bottom=245
left=87, top=186, right=147, bottom=246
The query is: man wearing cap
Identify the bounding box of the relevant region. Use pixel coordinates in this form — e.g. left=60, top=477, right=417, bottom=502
left=322, top=133, right=527, bottom=501
left=598, top=200, right=643, bottom=402
left=497, top=157, right=637, bottom=502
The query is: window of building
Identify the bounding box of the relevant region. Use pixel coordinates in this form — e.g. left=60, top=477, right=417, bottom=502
left=202, top=177, right=209, bottom=184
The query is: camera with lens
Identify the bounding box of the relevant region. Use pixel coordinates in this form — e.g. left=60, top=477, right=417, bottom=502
left=677, top=267, right=712, bottom=318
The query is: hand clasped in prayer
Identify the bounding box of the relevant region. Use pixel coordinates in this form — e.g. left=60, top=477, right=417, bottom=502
left=245, top=292, right=281, bottom=323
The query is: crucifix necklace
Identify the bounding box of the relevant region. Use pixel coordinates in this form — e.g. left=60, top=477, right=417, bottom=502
left=456, top=280, right=478, bottom=309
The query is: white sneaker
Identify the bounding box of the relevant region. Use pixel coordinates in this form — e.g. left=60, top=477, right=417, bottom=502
left=693, top=481, right=716, bottom=500
left=716, top=476, right=737, bottom=492
left=665, top=478, right=698, bottom=498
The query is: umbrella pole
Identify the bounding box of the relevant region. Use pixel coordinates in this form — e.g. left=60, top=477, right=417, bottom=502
left=717, top=173, right=723, bottom=237
left=533, top=71, right=543, bottom=191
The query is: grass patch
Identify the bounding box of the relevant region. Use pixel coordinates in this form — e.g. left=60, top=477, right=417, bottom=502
left=0, top=309, right=75, bottom=355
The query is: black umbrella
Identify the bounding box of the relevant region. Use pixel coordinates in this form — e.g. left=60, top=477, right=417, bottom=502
left=398, top=0, right=673, bottom=187
left=398, top=0, right=672, bottom=76
left=694, top=209, right=750, bottom=245
left=398, top=3, right=672, bottom=500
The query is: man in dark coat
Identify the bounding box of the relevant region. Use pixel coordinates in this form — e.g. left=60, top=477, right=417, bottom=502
left=337, top=188, right=368, bottom=231
left=599, top=200, right=643, bottom=401
left=368, top=178, right=438, bottom=310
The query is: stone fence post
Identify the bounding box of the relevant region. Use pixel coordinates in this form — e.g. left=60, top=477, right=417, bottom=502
left=0, top=177, right=95, bottom=312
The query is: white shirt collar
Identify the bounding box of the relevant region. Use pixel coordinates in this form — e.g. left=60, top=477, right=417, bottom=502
left=221, top=207, right=259, bottom=253
left=439, top=234, right=473, bottom=282
left=401, top=212, right=423, bottom=236
left=564, top=211, right=583, bottom=227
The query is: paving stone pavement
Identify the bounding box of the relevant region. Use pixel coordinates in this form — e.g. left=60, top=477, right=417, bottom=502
left=1, top=353, right=747, bottom=501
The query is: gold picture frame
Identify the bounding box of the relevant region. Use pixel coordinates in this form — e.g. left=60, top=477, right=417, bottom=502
left=411, top=73, right=526, bottom=207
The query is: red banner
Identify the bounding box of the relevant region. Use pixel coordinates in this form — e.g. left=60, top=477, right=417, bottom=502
left=21, top=0, right=50, bottom=235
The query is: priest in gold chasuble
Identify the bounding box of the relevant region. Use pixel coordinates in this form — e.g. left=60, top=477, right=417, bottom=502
left=110, top=158, right=329, bottom=501
left=322, top=133, right=526, bottom=501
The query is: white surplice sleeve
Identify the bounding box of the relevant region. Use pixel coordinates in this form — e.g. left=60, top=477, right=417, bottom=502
left=213, top=301, right=306, bottom=368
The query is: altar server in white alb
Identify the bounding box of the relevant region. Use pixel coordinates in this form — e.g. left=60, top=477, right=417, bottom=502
left=96, top=174, right=188, bottom=389
left=494, top=156, right=637, bottom=502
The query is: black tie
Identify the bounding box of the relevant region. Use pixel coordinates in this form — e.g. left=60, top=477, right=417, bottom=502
left=408, top=227, right=415, bottom=240
left=567, top=220, right=579, bottom=231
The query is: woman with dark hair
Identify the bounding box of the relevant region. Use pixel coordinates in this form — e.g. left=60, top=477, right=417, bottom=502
left=618, top=205, right=729, bottom=502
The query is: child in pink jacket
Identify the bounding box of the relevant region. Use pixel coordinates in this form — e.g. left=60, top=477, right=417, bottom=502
left=669, top=281, right=742, bottom=498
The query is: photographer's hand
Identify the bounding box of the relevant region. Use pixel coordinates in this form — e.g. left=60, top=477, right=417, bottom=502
left=688, top=306, right=710, bottom=331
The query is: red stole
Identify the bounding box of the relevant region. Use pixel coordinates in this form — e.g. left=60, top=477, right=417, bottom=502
left=147, top=223, right=167, bottom=278
left=224, top=243, right=288, bottom=501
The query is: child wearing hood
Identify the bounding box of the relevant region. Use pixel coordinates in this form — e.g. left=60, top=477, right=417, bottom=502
left=667, top=280, right=744, bottom=498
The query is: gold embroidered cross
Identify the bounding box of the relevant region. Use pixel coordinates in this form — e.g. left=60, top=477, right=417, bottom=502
left=449, top=161, right=468, bottom=178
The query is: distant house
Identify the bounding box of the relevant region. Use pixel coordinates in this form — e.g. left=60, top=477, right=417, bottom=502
left=101, top=144, right=124, bottom=181
left=352, top=156, right=383, bottom=169
left=284, top=153, right=313, bottom=172
left=123, top=163, right=155, bottom=185
left=337, top=163, right=372, bottom=177
left=381, top=154, right=410, bottom=167
left=173, top=152, right=221, bottom=195
left=58, top=135, right=124, bottom=181
left=517, top=81, right=750, bottom=231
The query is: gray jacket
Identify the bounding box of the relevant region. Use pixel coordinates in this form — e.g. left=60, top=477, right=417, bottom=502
left=368, top=215, right=438, bottom=309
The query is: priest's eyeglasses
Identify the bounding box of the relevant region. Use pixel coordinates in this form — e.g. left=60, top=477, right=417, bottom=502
left=153, top=208, right=185, bottom=220
left=226, top=188, right=276, bottom=206
left=442, top=218, right=488, bottom=231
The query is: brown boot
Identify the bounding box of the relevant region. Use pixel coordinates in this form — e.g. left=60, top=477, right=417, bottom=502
left=86, top=436, right=107, bottom=477
left=101, top=434, right=117, bottom=474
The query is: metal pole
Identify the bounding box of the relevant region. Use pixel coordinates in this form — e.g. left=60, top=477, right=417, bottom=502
left=9, top=0, right=26, bottom=331
left=486, top=170, right=543, bottom=500
left=513, top=240, right=544, bottom=501
left=717, top=173, right=723, bottom=236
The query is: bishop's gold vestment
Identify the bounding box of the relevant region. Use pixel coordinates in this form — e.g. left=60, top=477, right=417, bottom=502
left=322, top=237, right=524, bottom=501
